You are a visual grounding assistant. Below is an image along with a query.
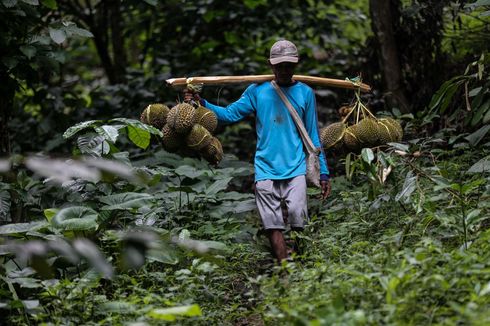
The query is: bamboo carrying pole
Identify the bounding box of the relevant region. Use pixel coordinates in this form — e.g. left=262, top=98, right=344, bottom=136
left=166, top=75, right=371, bottom=92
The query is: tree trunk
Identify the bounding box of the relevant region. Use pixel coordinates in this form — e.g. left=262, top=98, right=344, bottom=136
left=369, top=0, right=411, bottom=113
left=0, top=74, right=15, bottom=156
left=108, top=0, right=127, bottom=84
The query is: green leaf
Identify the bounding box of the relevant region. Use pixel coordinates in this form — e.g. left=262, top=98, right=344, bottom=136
left=472, top=0, right=490, bottom=6
left=65, top=25, right=93, bottom=38
left=429, top=77, right=465, bottom=111
left=19, top=45, right=36, bottom=59
left=127, top=125, right=150, bottom=149
left=467, top=156, right=490, bottom=173
left=148, top=304, right=202, bottom=321
left=466, top=209, right=484, bottom=227
left=143, top=0, right=157, bottom=5
left=205, top=177, right=232, bottom=195
left=2, top=0, right=18, bottom=8
left=63, top=120, right=101, bottom=139
left=361, top=148, right=374, bottom=164
left=0, top=221, right=48, bottom=235
left=110, top=118, right=162, bottom=136
left=464, top=125, right=490, bottom=146
left=95, top=125, right=119, bottom=143
left=174, top=165, right=207, bottom=179
left=52, top=206, right=98, bottom=231
left=41, top=0, right=57, bottom=9
left=395, top=171, right=417, bottom=203
left=98, top=301, right=135, bottom=314
left=48, top=27, right=66, bottom=44
left=43, top=208, right=58, bottom=222
left=0, top=190, right=11, bottom=219
left=99, top=192, right=155, bottom=210
left=20, top=0, right=39, bottom=5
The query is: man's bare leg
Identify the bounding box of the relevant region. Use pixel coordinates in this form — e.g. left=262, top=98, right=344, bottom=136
left=267, top=229, right=287, bottom=262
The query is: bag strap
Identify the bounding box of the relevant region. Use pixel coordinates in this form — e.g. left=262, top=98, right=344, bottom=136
left=271, top=80, right=319, bottom=155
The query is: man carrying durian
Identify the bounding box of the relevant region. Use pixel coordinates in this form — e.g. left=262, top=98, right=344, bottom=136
left=184, top=39, right=331, bottom=263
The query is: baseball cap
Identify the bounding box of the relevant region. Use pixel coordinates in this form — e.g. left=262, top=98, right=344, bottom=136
left=269, top=40, right=299, bottom=65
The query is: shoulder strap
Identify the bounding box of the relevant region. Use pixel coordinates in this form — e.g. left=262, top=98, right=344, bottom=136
left=271, top=81, right=319, bottom=154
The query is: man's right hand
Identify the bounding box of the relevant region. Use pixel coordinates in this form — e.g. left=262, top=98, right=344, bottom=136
left=183, top=88, right=202, bottom=104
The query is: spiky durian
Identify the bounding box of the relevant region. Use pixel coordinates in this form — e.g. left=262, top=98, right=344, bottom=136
left=200, top=137, right=223, bottom=165
left=194, top=106, right=218, bottom=133
left=166, top=103, right=197, bottom=134
left=320, top=122, right=346, bottom=150
left=161, top=124, right=184, bottom=152
left=380, top=118, right=403, bottom=142
left=140, top=103, right=170, bottom=129
left=355, top=118, right=379, bottom=146
left=343, top=125, right=361, bottom=152
left=186, top=124, right=213, bottom=150
left=377, top=120, right=395, bottom=144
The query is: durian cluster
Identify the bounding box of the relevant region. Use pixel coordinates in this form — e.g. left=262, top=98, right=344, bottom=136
left=320, top=103, right=403, bottom=154
left=140, top=102, right=223, bottom=165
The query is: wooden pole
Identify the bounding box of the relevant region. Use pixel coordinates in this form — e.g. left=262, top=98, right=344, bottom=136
left=166, top=75, right=371, bottom=92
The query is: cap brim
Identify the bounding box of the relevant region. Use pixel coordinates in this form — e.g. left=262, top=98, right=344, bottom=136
left=269, top=56, right=299, bottom=65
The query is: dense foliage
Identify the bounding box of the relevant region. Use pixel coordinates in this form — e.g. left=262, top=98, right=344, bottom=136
left=1, top=0, right=490, bottom=324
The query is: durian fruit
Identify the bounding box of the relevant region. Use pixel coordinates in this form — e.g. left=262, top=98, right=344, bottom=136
left=140, top=103, right=170, bottom=130
left=166, top=103, right=197, bottom=134
left=161, top=124, right=184, bottom=153
left=343, top=125, right=361, bottom=152
left=186, top=124, right=213, bottom=150
left=320, top=122, right=346, bottom=150
left=355, top=118, right=379, bottom=146
left=194, top=106, right=218, bottom=133
left=200, top=137, right=223, bottom=165
left=380, top=118, right=403, bottom=142
left=377, top=120, right=395, bottom=144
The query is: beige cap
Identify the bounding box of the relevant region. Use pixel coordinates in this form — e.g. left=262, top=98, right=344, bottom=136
left=269, top=40, right=299, bottom=65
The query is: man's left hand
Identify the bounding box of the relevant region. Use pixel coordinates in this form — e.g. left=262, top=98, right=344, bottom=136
left=320, top=179, right=331, bottom=199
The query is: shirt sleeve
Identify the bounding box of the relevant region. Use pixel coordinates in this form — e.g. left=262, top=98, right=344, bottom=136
left=304, top=88, right=329, bottom=177
left=202, top=85, right=256, bottom=125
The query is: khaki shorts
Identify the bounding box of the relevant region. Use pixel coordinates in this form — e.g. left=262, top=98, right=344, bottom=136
left=255, top=175, right=308, bottom=230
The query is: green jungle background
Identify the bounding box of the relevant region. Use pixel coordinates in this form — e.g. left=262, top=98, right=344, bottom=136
left=1, top=0, right=490, bottom=325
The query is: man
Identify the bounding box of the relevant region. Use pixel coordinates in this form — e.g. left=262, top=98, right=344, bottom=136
left=185, top=39, right=331, bottom=262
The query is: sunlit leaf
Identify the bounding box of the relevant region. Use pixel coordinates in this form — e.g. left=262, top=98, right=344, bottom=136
left=63, top=120, right=101, bottom=139
left=467, top=156, right=490, bottom=173
left=94, top=125, right=119, bottom=143
left=148, top=304, right=202, bottom=321
left=361, top=148, right=374, bottom=164
left=127, top=125, right=150, bottom=149
left=110, top=118, right=163, bottom=136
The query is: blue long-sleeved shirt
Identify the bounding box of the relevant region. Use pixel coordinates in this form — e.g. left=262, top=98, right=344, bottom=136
left=203, top=81, right=329, bottom=182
